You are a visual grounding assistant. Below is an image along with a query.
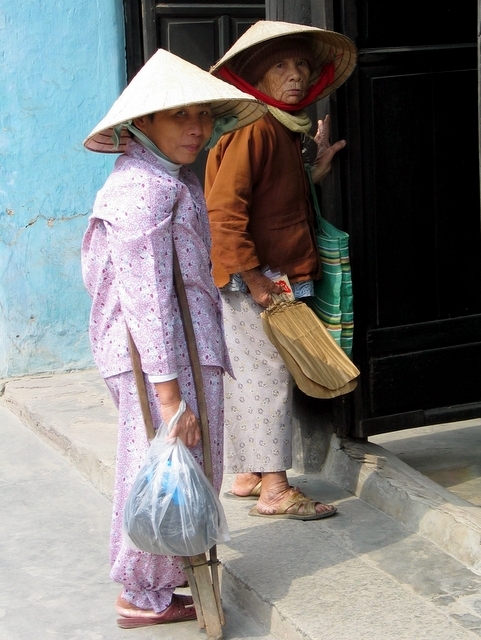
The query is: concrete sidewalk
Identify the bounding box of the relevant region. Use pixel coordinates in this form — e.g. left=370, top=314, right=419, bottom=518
left=0, top=402, right=276, bottom=640
left=2, top=369, right=481, bottom=639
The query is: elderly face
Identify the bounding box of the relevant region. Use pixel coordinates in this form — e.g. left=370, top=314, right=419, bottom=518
left=133, top=105, right=214, bottom=164
left=256, top=56, right=311, bottom=104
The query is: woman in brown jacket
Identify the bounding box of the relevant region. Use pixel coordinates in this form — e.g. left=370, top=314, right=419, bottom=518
left=205, top=21, right=356, bottom=519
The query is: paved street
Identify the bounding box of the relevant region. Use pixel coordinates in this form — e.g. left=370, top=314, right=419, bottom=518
left=0, top=404, right=274, bottom=640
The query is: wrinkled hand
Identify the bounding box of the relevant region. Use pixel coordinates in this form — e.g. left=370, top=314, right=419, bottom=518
left=310, top=114, right=346, bottom=184
left=163, top=401, right=201, bottom=448
left=240, top=268, right=283, bottom=308
left=154, top=380, right=201, bottom=448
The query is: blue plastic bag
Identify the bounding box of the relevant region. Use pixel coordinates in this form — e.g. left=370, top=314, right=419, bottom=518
left=123, top=401, right=230, bottom=556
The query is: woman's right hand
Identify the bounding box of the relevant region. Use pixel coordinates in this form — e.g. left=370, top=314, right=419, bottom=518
left=154, top=381, right=201, bottom=448
left=166, top=402, right=201, bottom=448
left=240, top=268, right=283, bottom=308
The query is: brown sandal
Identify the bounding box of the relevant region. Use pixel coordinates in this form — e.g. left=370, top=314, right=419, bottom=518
left=116, top=593, right=197, bottom=628
left=249, top=489, right=337, bottom=521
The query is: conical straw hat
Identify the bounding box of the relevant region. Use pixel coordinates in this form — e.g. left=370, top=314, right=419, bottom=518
left=84, top=48, right=267, bottom=153
left=211, top=20, right=357, bottom=102
left=261, top=300, right=359, bottom=399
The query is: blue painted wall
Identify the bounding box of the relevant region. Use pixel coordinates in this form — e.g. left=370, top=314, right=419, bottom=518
left=0, top=1, right=126, bottom=377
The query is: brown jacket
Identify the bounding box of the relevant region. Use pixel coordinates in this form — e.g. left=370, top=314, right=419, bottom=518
left=205, top=113, right=321, bottom=287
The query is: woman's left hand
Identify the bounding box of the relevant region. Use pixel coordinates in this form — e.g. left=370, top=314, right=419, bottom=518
left=310, top=114, right=346, bottom=184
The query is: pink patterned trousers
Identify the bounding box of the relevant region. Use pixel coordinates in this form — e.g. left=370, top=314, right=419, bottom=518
left=105, top=365, right=224, bottom=613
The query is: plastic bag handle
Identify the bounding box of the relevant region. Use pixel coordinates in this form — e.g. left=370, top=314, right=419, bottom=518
left=166, top=399, right=187, bottom=435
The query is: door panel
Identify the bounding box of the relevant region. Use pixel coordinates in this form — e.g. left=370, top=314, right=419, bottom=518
left=368, top=317, right=481, bottom=416
left=124, top=3, right=265, bottom=75
left=357, top=1, right=476, bottom=48
left=157, top=3, right=265, bottom=69
left=160, top=16, right=263, bottom=69
left=161, top=20, right=219, bottom=68
left=360, top=47, right=481, bottom=328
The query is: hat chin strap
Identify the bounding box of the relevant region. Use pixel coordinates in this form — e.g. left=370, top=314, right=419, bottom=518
left=205, top=115, right=238, bottom=149
left=111, top=121, right=175, bottom=163
left=218, top=63, right=334, bottom=112
left=126, top=123, right=177, bottom=163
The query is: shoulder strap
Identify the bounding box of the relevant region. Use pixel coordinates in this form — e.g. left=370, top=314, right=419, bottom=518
left=305, top=163, right=323, bottom=228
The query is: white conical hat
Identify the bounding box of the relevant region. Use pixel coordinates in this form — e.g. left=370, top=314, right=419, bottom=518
left=84, top=48, right=267, bottom=153
left=210, top=20, right=357, bottom=102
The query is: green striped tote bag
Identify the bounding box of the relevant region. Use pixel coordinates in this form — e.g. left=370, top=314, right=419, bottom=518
left=306, top=166, right=354, bottom=358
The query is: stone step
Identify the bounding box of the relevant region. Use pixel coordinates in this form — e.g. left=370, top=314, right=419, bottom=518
left=3, top=369, right=481, bottom=639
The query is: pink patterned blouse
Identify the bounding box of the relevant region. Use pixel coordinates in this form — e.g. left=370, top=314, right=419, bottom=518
left=81, top=139, right=231, bottom=380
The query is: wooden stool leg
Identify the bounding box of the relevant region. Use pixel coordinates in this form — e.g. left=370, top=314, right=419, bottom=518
left=182, top=557, right=205, bottom=629
left=187, top=553, right=223, bottom=640
left=209, top=546, right=225, bottom=624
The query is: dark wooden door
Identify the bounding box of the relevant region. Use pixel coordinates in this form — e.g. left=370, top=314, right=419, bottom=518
left=337, top=1, right=481, bottom=436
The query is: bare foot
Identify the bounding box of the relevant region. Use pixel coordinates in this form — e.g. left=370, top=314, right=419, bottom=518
left=231, top=472, right=262, bottom=497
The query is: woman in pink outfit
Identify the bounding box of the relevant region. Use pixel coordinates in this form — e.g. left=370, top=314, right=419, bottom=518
left=81, top=48, right=265, bottom=628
